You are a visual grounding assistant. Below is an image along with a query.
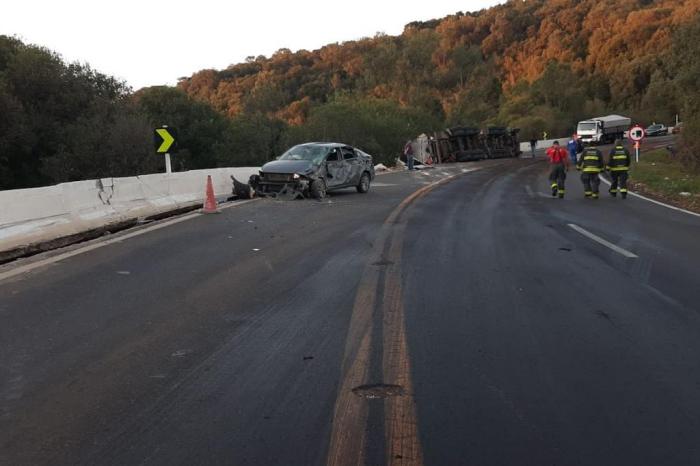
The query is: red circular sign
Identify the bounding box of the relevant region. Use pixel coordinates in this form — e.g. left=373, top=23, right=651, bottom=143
left=630, top=125, right=645, bottom=142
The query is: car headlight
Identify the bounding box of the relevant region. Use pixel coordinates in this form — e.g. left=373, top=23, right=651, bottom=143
left=293, top=173, right=300, bottom=180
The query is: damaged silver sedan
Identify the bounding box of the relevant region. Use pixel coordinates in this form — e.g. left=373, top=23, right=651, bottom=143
left=248, top=143, right=375, bottom=199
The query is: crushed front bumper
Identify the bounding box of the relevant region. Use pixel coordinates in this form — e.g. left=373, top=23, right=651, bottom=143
left=250, top=174, right=310, bottom=199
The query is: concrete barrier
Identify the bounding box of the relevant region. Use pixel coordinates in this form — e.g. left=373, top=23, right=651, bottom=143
left=0, top=167, right=260, bottom=256
left=519, top=137, right=569, bottom=153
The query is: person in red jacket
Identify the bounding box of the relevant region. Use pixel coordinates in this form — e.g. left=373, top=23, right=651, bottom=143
left=546, top=141, right=570, bottom=198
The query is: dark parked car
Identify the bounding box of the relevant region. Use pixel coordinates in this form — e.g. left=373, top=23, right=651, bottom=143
left=250, top=142, right=375, bottom=199
left=645, top=124, right=668, bottom=137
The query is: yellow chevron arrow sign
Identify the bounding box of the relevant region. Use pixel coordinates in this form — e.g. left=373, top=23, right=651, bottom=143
left=154, top=127, right=177, bottom=153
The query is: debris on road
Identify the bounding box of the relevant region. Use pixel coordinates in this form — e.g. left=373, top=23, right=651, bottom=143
left=352, top=383, right=405, bottom=399
left=231, top=175, right=255, bottom=200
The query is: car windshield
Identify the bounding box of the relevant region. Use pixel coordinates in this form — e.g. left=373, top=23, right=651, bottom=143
left=279, top=144, right=330, bottom=163
left=648, top=125, right=661, bottom=130
left=577, top=122, right=597, bottom=131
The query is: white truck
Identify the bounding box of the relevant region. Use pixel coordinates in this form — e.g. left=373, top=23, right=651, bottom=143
left=576, top=115, right=631, bottom=145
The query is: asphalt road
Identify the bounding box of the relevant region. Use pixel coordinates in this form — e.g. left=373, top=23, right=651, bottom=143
left=1, top=151, right=699, bottom=466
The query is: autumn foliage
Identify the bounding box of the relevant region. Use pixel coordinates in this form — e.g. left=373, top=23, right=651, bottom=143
left=180, top=0, right=700, bottom=136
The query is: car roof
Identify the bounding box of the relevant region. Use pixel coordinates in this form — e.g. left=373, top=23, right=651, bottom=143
left=289, top=142, right=373, bottom=157
left=297, top=142, right=346, bottom=147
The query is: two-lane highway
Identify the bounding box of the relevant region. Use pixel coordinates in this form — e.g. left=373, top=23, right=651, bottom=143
left=1, top=157, right=699, bottom=466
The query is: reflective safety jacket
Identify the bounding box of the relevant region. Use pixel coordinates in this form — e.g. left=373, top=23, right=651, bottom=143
left=607, top=145, right=631, bottom=171
left=577, top=148, right=604, bottom=173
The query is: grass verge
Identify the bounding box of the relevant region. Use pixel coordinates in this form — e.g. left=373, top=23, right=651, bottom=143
left=627, top=148, right=700, bottom=213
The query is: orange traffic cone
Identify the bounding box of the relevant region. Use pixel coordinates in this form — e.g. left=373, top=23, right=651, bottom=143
left=202, top=175, right=219, bottom=214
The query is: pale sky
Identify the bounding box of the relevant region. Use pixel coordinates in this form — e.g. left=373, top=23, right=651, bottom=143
left=1, top=0, right=505, bottom=90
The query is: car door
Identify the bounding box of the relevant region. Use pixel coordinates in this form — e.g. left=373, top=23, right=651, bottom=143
left=325, top=148, right=347, bottom=188
left=341, top=147, right=362, bottom=185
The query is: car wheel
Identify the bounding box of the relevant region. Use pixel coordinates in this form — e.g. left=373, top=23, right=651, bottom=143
left=310, top=178, right=326, bottom=199
left=356, top=172, right=371, bottom=193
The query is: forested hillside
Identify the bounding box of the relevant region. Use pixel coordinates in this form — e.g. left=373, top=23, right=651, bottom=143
left=181, top=0, right=699, bottom=136
left=2, top=0, right=700, bottom=189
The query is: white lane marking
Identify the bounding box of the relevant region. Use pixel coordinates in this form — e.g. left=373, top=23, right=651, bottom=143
left=599, top=177, right=700, bottom=218
left=0, top=199, right=258, bottom=283
left=568, top=223, right=638, bottom=258
left=525, top=186, right=534, bottom=198
left=371, top=182, right=398, bottom=187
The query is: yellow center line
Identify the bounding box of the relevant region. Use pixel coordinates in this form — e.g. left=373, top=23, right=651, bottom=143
left=326, top=270, right=378, bottom=466
left=382, top=222, right=423, bottom=465
left=326, top=170, right=474, bottom=466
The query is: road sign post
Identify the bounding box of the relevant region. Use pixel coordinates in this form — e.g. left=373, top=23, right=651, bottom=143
left=154, top=126, right=178, bottom=173
left=629, top=125, right=645, bottom=163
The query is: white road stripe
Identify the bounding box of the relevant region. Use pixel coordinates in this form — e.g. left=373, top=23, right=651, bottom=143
left=568, top=223, right=638, bottom=258
left=599, top=176, right=700, bottom=218
left=0, top=199, right=258, bottom=282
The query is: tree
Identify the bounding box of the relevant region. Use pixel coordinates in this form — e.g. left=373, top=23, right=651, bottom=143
left=670, top=15, right=700, bottom=171
left=286, top=95, right=442, bottom=166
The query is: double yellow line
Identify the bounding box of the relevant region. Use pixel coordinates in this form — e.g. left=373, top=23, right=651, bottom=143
left=327, top=172, right=470, bottom=466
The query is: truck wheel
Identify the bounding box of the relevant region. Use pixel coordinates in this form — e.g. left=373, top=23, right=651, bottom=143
left=310, top=178, right=326, bottom=199
left=356, top=172, right=371, bottom=193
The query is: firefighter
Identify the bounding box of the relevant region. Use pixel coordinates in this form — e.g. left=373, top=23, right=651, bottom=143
left=577, top=145, right=605, bottom=199
left=546, top=140, right=569, bottom=198
left=607, top=139, right=631, bottom=199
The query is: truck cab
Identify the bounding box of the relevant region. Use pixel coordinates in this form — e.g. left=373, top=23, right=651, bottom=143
left=577, top=115, right=631, bottom=145
left=577, top=120, right=603, bottom=144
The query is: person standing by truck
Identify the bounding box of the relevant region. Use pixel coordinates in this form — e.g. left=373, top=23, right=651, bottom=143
left=577, top=145, right=605, bottom=199
left=567, top=135, right=580, bottom=165
left=529, top=138, right=537, bottom=158
left=607, top=139, right=632, bottom=199
left=403, top=140, right=414, bottom=171
left=546, top=141, right=569, bottom=198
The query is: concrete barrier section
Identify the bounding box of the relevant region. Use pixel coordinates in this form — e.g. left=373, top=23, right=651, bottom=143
left=519, top=137, right=569, bottom=153
left=0, top=167, right=261, bottom=255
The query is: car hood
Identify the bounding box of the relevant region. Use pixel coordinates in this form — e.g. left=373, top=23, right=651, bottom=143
left=261, top=159, right=317, bottom=174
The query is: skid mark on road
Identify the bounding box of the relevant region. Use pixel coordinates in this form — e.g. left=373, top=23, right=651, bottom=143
left=326, top=171, right=475, bottom=466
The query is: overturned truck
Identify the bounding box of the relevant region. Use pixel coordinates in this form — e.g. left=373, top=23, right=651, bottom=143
left=421, top=126, right=521, bottom=164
